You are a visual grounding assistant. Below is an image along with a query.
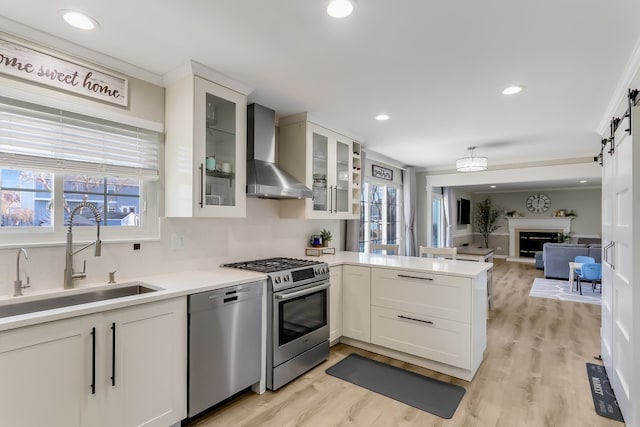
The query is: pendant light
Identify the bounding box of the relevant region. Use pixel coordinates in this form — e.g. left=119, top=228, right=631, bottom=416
left=456, top=146, right=488, bottom=172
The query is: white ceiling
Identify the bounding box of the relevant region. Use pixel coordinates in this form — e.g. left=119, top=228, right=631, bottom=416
left=1, top=0, right=639, bottom=173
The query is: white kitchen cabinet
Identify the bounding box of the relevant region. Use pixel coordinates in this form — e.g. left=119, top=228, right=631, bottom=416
left=371, top=306, right=471, bottom=369
left=341, top=265, right=371, bottom=342
left=278, top=115, right=356, bottom=219
left=0, top=298, right=187, bottom=427
left=0, top=315, right=91, bottom=427
left=165, top=74, right=247, bottom=218
left=370, top=268, right=471, bottom=323
left=329, top=265, right=342, bottom=344
left=108, top=298, right=187, bottom=427
left=368, top=267, right=486, bottom=380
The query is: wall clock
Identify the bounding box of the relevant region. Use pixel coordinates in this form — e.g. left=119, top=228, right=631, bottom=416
left=526, top=193, right=551, bottom=213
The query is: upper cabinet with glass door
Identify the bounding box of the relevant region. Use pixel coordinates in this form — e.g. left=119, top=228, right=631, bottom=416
left=165, top=69, right=248, bottom=218
left=278, top=115, right=357, bottom=219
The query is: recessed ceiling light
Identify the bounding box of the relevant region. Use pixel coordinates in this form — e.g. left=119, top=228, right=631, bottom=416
left=490, top=185, right=496, bottom=188
left=580, top=180, right=587, bottom=183
left=375, top=114, right=390, bottom=121
left=60, top=10, right=98, bottom=30
left=501, top=85, right=524, bottom=95
left=327, top=0, right=356, bottom=18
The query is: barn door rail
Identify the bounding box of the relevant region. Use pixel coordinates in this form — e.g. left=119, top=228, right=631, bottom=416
left=594, top=88, right=639, bottom=166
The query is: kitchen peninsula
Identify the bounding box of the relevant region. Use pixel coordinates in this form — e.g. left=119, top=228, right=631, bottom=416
left=316, top=252, right=492, bottom=382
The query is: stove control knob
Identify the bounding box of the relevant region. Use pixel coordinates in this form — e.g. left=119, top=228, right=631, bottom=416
left=284, top=275, right=290, bottom=282
left=274, top=276, right=281, bottom=284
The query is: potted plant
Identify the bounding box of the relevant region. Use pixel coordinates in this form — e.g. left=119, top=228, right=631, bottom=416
left=320, top=228, right=333, bottom=247
left=473, top=198, right=501, bottom=248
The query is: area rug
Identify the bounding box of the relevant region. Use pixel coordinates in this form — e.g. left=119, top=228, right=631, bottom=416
left=325, top=353, right=465, bottom=419
left=529, top=278, right=601, bottom=305
left=586, top=363, right=624, bottom=421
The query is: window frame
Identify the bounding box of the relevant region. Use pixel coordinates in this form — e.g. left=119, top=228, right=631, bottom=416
left=0, top=171, right=159, bottom=248
left=0, top=92, right=162, bottom=249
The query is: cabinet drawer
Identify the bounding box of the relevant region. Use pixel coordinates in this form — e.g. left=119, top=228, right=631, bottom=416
left=371, top=306, right=471, bottom=370
left=371, top=268, right=471, bottom=323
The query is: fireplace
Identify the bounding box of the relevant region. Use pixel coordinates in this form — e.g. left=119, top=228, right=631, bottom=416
left=518, top=231, right=559, bottom=258
left=506, top=218, right=574, bottom=259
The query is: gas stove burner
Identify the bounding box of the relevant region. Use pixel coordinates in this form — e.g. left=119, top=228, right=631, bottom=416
left=223, top=257, right=323, bottom=273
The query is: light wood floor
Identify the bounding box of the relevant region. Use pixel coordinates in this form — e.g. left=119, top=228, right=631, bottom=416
left=189, top=260, right=616, bottom=426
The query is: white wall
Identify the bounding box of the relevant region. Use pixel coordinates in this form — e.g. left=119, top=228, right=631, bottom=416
left=0, top=198, right=343, bottom=296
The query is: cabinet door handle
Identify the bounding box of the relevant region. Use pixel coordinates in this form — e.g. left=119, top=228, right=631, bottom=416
left=90, top=327, right=96, bottom=395
left=329, top=185, right=333, bottom=213
left=398, top=315, right=434, bottom=325
left=199, top=163, right=204, bottom=208
left=397, top=274, right=433, bottom=281
left=111, top=322, right=116, bottom=387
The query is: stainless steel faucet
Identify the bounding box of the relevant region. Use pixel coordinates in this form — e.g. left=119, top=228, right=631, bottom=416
left=14, top=248, right=30, bottom=296
left=64, top=202, right=102, bottom=289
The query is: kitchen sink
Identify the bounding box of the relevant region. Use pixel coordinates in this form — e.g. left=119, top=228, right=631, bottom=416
left=0, top=283, right=159, bottom=319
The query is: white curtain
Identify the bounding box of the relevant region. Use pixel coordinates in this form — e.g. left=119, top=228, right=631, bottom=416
left=402, top=167, right=418, bottom=256
left=442, top=187, right=454, bottom=248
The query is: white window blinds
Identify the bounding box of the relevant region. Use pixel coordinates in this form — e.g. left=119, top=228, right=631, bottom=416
left=0, top=96, right=161, bottom=179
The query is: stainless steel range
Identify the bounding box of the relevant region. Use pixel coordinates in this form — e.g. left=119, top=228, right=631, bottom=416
left=224, top=257, right=330, bottom=390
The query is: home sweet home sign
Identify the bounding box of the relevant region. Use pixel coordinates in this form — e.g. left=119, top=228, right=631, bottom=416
left=0, top=37, right=128, bottom=106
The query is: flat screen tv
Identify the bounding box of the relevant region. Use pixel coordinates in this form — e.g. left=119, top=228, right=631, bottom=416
left=458, top=198, right=471, bottom=225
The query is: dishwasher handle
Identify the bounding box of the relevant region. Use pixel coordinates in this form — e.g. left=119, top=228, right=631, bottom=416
left=189, top=282, right=263, bottom=313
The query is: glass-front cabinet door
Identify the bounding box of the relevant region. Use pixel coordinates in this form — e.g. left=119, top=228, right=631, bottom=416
left=304, top=122, right=352, bottom=219
left=311, top=132, right=329, bottom=213
left=194, top=77, right=246, bottom=217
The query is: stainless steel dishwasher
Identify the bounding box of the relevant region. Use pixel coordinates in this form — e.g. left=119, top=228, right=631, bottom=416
left=187, top=281, right=263, bottom=417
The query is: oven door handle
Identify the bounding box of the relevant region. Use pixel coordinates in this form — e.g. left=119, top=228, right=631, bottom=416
left=275, top=283, right=330, bottom=301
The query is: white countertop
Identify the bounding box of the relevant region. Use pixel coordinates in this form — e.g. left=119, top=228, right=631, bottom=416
left=302, top=251, right=493, bottom=277
left=0, top=268, right=267, bottom=332
left=1, top=251, right=491, bottom=332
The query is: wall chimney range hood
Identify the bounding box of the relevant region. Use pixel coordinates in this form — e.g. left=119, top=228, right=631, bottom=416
left=246, top=103, right=313, bottom=199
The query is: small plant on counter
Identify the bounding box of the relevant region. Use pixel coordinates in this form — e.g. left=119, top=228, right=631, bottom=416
left=320, top=229, right=333, bottom=247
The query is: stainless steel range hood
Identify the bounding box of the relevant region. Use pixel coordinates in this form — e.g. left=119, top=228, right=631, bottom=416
left=246, top=103, right=313, bottom=199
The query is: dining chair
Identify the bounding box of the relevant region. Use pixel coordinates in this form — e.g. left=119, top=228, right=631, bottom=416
left=369, top=243, right=399, bottom=255
left=418, top=246, right=457, bottom=260
left=573, top=255, right=595, bottom=289
left=576, top=263, right=602, bottom=295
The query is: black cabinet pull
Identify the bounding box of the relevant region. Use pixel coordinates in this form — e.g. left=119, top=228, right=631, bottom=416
left=398, top=315, right=434, bottom=325
left=90, top=327, right=96, bottom=394
left=199, top=163, right=204, bottom=208
left=397, top=274, right=433, bottom=281
left=111, top=322, right=116, bottom=386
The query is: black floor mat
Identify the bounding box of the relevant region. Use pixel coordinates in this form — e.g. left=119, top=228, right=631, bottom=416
left=586, top=363, right=624, bottom=422
left=326, top=353, right=465, bottom=419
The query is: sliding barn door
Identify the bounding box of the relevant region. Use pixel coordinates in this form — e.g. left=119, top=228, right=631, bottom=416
left=601, top=106, right=638, bottom=425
